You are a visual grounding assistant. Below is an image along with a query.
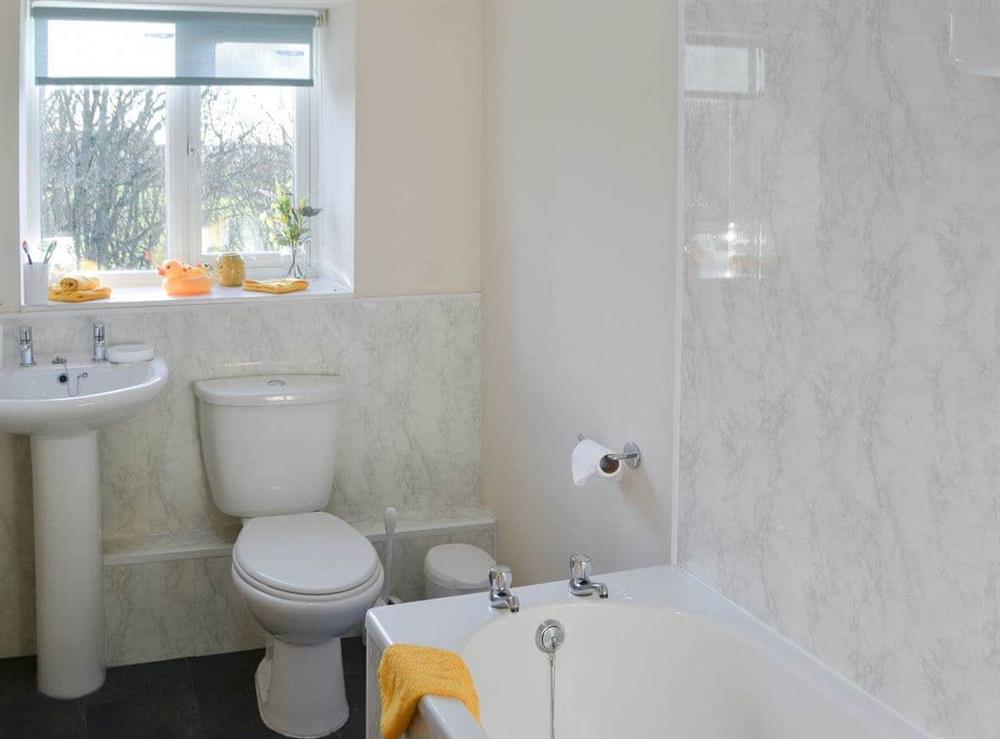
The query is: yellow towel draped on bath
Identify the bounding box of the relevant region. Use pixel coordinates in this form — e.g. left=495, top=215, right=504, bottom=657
left=49, top=275, right=111, bottom=303
left=242, top=278, right=310, bottom=295
left=58, top=275, right=101, bottom=292
left=378, top=644, right=481, bottom=739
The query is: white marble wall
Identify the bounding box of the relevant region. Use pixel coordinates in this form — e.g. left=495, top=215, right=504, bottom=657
left=99, top=526, right=495, bottom=667
left=0, top=294, right=482, bottom=661
left=680, top=2, right=1000, bottom=738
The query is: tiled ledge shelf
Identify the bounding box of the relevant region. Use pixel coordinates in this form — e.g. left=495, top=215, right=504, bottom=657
left=102, top=507, right=497, bottom=567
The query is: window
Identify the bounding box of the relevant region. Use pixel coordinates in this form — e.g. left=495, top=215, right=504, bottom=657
left=199, top=86, right=296, bottom=258
left=28, top=4, right=318, bottom=284
left=39, top=85, right=168, bottom=272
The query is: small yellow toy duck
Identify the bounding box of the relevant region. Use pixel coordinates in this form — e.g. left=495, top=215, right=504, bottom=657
left=158, top=259, right=214, bottom=296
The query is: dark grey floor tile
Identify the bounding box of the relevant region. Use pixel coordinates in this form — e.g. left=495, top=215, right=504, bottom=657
left=0, top=640, right=368, bottom=739
left=80, top=657, right=191, bottom=708
left=0, top=702, right=86, bottom=739
left=188, top=650, right=277, bottom=738
left=0, top=656, right=48, bottom=713
left=188, top=649, right=263, bottom=710
left=79, top=663, right=150, bottom=707
left=196, top=719, right=282, bottom=739
left=331, top=683, right=366, bottom=739
left=341, top=637, right=366, bottom=677
left=85, top=690, right=203, bottom=739
left=141, top=657, right=197, bottom=695
left=84, top=658, right=201, bottom=738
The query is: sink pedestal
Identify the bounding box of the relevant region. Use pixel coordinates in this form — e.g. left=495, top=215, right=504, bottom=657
left=31, top=431, right=105, bottom=698
left=0, top=355, right=168, bottom=697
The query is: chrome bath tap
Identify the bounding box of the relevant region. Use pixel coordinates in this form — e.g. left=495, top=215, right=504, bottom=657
left=568, top=554, right=608, bottom=598
left=489, top=565, right=520, bottom=613
left=19, top=326, right=34, bottom=367
left=92, top=321, right=107, bottom=362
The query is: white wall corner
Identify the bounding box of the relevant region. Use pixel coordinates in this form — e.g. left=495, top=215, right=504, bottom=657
left=0, top=0, right=25, bottom=313
left=317, top=0, right=357, bottom=292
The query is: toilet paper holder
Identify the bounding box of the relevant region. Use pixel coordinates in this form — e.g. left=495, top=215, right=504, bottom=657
left=577, top=435, right=642, bottom=470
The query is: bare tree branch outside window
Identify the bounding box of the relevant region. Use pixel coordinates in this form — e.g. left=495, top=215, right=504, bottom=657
left=200, top=86, right=295, bottom=254
left=39, top=85, right=296, bottom=272
left=40, top=87, right=166, bottom=270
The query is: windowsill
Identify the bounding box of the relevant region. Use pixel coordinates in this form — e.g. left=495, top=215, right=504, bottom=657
left=20, top=277, right=352, bottom=312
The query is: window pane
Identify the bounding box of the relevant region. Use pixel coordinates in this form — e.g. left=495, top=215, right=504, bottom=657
left=39, top=86, right=167, bottom=271
left=200, top=86, right=295, bottom=254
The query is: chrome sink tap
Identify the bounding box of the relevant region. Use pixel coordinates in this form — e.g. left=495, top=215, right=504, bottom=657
left=19, top=326, right=35, bottom=367
left=568, top=554, right=608, bottom=598
left=489, top=565, right=520, bottom=613
left=92, top=321, right=107, bottom=362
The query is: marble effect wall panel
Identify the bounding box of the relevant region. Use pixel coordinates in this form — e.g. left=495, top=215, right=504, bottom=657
left=0, top=294, right=482, bottom=661
left=681, top=2, right=1000, bottom=737
left=102, top=526, right=494, bottom=667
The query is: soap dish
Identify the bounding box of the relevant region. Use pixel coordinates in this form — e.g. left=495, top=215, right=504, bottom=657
left=107, top=344, right=155, bottom=364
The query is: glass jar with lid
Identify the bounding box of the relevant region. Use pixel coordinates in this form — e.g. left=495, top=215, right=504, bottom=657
left=216, top=252, right=246, bottom=287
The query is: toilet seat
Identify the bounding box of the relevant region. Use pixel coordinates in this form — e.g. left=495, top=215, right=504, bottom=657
left=233, top=512, right=379, bottom=600
left=233, top=557, right=382, bottom=604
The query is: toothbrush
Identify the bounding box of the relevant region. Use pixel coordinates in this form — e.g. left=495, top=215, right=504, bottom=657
left=20, top=241, right=32, bottom=265
left=42, top=240, right=57, bottom=265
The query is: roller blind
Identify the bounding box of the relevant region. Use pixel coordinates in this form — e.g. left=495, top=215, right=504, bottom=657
left=32, top=4, right=317, bottom=86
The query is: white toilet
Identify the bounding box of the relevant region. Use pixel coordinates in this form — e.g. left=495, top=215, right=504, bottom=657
left=194, top=375, right=383, bottom=738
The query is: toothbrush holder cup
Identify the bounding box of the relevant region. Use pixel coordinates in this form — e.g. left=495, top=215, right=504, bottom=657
left=22, top=263, right=50, bottom=306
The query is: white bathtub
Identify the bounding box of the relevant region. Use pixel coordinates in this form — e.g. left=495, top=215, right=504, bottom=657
left=365, top=566, right=932, bottom=739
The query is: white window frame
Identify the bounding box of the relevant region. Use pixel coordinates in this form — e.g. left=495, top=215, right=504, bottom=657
left=26, top=81, right=318, bottom=288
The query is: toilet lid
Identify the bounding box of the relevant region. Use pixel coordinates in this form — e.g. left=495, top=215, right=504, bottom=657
left=234, top=512, right=379, bottom=596
left=424, top=543, right=495, bottom=590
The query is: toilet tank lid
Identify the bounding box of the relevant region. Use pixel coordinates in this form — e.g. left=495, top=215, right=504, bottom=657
left=194, top=374, right=346, bottom=407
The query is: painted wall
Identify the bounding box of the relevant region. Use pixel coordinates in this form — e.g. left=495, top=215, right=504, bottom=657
left=354, top=0, right=483, bottom=297
left=0, top=0, right=20, bottom=312
left=0, top=294, right=483, bottom=662
left=482, top=0, right=679, bottom=585
left=0, top=0, right=483, bottom=308
left=680, top=2, right=1000, bottom=737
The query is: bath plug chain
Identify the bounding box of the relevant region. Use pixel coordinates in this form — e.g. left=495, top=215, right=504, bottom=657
left=535, top=619, right=565, bottom=739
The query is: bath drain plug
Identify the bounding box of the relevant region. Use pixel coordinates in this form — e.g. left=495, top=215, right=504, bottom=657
left=535, top=619, right=565, bottom=655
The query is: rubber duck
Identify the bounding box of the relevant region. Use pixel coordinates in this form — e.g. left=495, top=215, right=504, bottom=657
left=158, top=259, right=214, bottom=296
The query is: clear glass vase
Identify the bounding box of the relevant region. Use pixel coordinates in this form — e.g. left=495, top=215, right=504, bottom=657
left=281, top=243, right=310, bottom=279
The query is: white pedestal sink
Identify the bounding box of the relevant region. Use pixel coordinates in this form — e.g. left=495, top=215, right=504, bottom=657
left=0, top=356, right=168, bottom=698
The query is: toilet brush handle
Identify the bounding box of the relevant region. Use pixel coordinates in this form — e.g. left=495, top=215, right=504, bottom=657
left=382, top=507, right=397, bottom=599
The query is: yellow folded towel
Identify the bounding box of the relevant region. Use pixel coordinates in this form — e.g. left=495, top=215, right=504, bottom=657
left=378, top=644, right=481, bottom=739
left=58, top=275, right=101, bottom=292
left=242, top=278, right=310, bottom=295
left=48, top=286, right=112, bottom=303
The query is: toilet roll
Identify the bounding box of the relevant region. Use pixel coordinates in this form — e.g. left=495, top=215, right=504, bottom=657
left=572, top=438, right=623, bottom=486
